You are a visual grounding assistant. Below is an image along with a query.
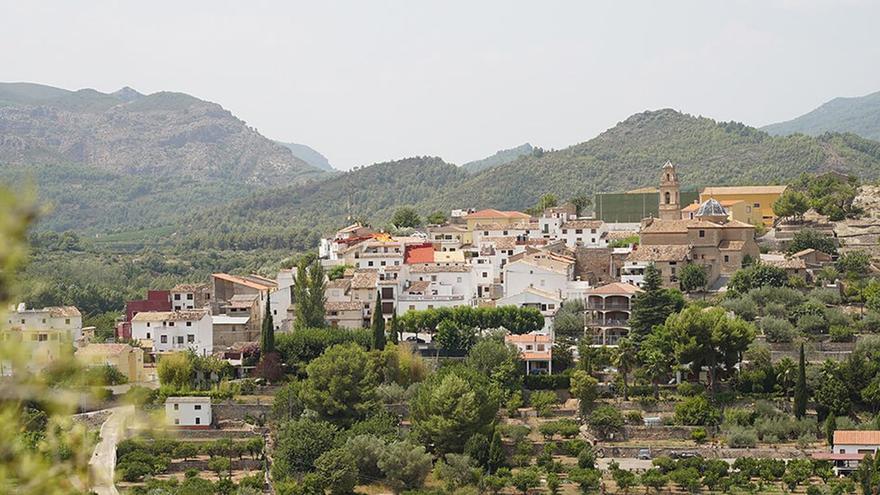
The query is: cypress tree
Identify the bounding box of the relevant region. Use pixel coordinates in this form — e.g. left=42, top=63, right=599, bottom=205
left=487, top=428, right=506, bottom=474
left=794, top=342, right=807, bottom=419
left=825, top=414, right=837, bottom=445
left=389, top=310, right=399, bottom=345
left=371, top=291, right=386, bottom=350
left=261, top=297, right=274, bottom=355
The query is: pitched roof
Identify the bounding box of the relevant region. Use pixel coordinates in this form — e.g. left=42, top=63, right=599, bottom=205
left=325, top=301, right=364, bottom=312
left=47, top=306, right=81, bottom=318
left=508, top=252, right=573, bottom=274
left=351, top=271, right=379, bottom=289
left=212, top=273, right=276, bottom=291
left=605, top=231, right=639, bottom=241
left=718, top=240, right=746, bottom=251
left=763, top=257, right=807, bottom=270
left=404, top=244, right=435, bottom=264
left=131, top=309, right=209, bottom=322
left=326, top=278, right=352, bottom=290
left=409, top=263, right=472, bottom=273
left=561, top=220, right=604, bottom=230
left=834, top=430, right=880, bottom=446
left=641, top=219, right=695, bottom=234
left=626, top=245, right=691, bottom=262
left=76, top=343, right=134, bottom=355
left=465, top=209, right=531, bottom=220
left=587, top=282, right=642, bottom=295
left=505, top=333, right=552, bottom=344
left=701, top=185, right=787, bottom=196
left=405, top=281, right=431, bottom=294
left=482, top=236, right=518, bottom=250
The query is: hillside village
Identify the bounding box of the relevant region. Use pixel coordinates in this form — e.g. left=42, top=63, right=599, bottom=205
left=8, top=159, right=880, bottom=494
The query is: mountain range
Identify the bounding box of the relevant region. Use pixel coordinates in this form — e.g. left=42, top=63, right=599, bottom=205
left=762, top=90, right=880, bottom=141
left=4, top=82, right=880, bottom=251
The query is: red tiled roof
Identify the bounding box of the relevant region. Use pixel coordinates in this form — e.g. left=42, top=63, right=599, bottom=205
left=587, top=282, right=642, bottom=295
left=405, top=244, right=435, bottom=264
left=834, top=430, right=880, bottom=445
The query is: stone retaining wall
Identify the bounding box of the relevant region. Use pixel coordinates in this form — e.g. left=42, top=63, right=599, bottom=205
left=213, top=403, right=271, bottom=423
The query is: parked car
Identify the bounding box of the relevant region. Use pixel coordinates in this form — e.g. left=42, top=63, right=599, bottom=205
left=670, top=450, right=699, bottom=459
left=637, top=448, right=652, bottom=460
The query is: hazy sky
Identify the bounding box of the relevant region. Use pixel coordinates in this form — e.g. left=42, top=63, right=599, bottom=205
left=2, top=1, right=879, bottom=170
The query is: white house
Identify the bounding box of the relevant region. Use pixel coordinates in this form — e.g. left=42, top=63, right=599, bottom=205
left=7, top=303, right=83, bottom=342
left=497, top=287, right=560, bottom=332
left=165, top=396, right=212, bottom=428
left=812, top=430, right=880, bottom=474
left=503, top=250, right=574, bottom=298
left=505, top=333, right=553, bottom=374
left=131, top=309, right=213, bottom=356
left=560, top=220, right=608, bottom=249
left=269, top=269, right=296, bottom=332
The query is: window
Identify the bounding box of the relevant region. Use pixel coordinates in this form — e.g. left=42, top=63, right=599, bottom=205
left=174, top=294, right=181, bottom=300
left=175, top=419, right=180, bottom=425
left=526, top=345, right=533, bottom=351
left=457, top=277, right=462, bottom=283
left=161, top=335, right=168, bottom=343
left=591, top=229, right=597, bottom=234
left=37, top=333, right=48, bottom=342
left=187, top=294, right=193, bottom=300
left=368, top=261, right=374, bottom=267
left=575, top=229, right=583, bottom=234
left=168, top=321, right=175, bottom=326
left=194, top=404, right=202, bottom=410
left=699, top=230, right=705, bottom=238
left=753, top=203, right=760, bottom=208
left=186, top=321, right=192, bottom=327
left=482, top=272, right=488, bottom=278
left=177, top=336, right=184, bottom=344
left=195, top=417, right=201, bottom=425
left=146, top=332, right=151, bottom=339
left=537, top=344, right=545, bottom=351
left=665, top=191, right=671, bottom=204
left=174, top=403, right=179, bottom=410
left=187, top=334, right=195, bottom=343
left=724, top=255, right=730, bottom=263
left=146, top=322, right=151, bottom=327
left=65, top=318, right=71, bottom=325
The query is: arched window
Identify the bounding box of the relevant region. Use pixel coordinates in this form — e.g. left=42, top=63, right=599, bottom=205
left=664, top=191, right=671, bottom=204
left=666, top=173, right=671, bottom=182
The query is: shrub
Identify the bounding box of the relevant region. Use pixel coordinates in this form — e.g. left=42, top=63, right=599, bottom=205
left=856, top=312, right=880, bottom=333
left=119, top=461, right=152, bottom=482
left=691, top=428, right=708, bottom=443
left=763, top=302, right=787, bottom=319
left=749, top=286, right=806, bottom=310
left=676, top=382, right=703, bottom=397
left=587, top=405, right=624, bottom=440
left=721, top=297, right=758, bottom=321
left=625, top=411, right=643, bottom=425
left=561, top=439, right=586, bottom=456
left=675, top=396, right=720, bottom=426
left=829, top=326, right=855, bottom=343
left=577, top=445, right=596, bottom=469
left=524, top=374, right=570, bottom=390
left=797, top=314, right=829, bottom=335
left=726, top=427, right=757, bottom=448
left=529, top=391, right=558, bottom=417
left=760, top=317, right=798, bottom=343
left=810, top=288, right=842, bottom=306
left=724, top=408, right=755, bottom=427
left=499, top=424, right=531, bottom=442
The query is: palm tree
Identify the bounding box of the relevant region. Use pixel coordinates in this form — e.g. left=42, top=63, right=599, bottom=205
left=614, top=338, right=636, bottom=401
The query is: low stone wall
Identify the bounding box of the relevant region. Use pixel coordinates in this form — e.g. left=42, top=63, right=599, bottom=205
left=213, top=403, right=271, bottom=423
left=596, top=445, right=816, bottom=460
left=622, top=425, right=698, bottom=441
left=152, top=428, right=258, bottom=440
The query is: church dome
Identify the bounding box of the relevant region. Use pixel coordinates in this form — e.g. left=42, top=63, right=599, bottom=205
left=696, top=198, right=727, bottom=218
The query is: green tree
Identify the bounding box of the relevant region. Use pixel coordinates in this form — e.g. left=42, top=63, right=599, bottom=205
left=570, top=369, right=599, bottom=415
left=371, top=291, right=386, bottom=351
left=410, top=365, right=499, bottom=454
left=569, top=468, right=601, bottom=494
left=388, top=311, right=400, bottom=345
left=794, top=343, right=807, bottom=419
left=315, top=447, right=358, bottom=495
left=157, top=351, right=193, bottom=388
left=570, top=194, right=593, bottom=217
left=679, top=263, right=708, bottom=293
left=426, top=211, right=448, bottom=225
left=588, top=404, right=625, bottom=440
left=836, top=251, right=872, bottom=279
left=614, top=338, right=637, bottom=400
left=464, top=433, right=490, bottom=470
left=435, top=319, right=476, bottom=354
left=294, top=259, right=327, bottom=329
left=272, top=380, right=304, bottom=421
left=612, top=467, right=638, bottom=495
left=641, top=468, right=667, bottom=494
left=377, top=441, right=433, bottom=494
left=674, top=395, right=721, bottom=426
left=261, top=297, right=275, bottom=355
left=667, top=306, right=755, bottom=395
left=773, top=189, right=810, bottom=219
left=301, top=343, right=378, bottom=423
left=729, top=262, right=789, bottom=293
left=466, top=339, right=522, bottom=392
left=435, top=453, right=477, bottom=492
left=639, top=326, right=676, bottom=399
left=787, top=229, right=838, bottom=256
left=391, top=207, right=421, bottom=228
left=344, top=434, right=386, bottom=483
left=511, top=467, right=541, bottom=495
left=487, top=428, right=506, bottom=473
left=628, top=264, right=685, bottom=343
left=272, top=418, right=338, bottom=477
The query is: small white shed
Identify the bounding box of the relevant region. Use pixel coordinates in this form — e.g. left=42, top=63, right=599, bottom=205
left=165, top=396, right=212, bottom=428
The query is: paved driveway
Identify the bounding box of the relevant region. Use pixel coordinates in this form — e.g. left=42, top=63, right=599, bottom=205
left=89, top=405, right=134, bottom=495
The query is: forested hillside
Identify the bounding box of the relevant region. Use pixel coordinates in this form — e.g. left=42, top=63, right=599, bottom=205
left=461, top=143, right=535, bottom=174
left=180, top=156, right=468, bottom=251
left=763, top=90, right=880, bottom=141
left=423, top=109, right=880, bottom=212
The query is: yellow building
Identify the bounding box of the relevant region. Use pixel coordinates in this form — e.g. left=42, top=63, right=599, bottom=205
left=75, top=343, right=145, bottom=383
left=699, top=185, right=787, bottom=226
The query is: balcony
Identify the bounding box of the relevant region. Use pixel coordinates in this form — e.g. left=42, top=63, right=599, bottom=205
left=586, top=318, right=630, bottom=328
left=585, top=302, right=631, bottom=311
left=398, top=294, right=465, bottom=302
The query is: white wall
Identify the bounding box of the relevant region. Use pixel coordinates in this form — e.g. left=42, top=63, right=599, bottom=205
left=165, top=399, right=212, bottom=427
left=504, top=261, right=568, bottom=298
left=8, top=308, right=83, bottom=342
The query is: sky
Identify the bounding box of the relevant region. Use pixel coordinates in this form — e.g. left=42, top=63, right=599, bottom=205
left=2, top=0, right=879, bottom=170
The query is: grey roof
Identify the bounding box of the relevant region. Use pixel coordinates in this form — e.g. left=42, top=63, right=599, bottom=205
left=696, top=198, right=727, bottom=218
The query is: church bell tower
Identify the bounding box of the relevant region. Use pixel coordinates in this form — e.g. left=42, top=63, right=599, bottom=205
left=658, top=160, right=681, bottom=220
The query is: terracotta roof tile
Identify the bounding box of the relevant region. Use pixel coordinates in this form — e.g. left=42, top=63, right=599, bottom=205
left=833, top=430, right=880, bottom=445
